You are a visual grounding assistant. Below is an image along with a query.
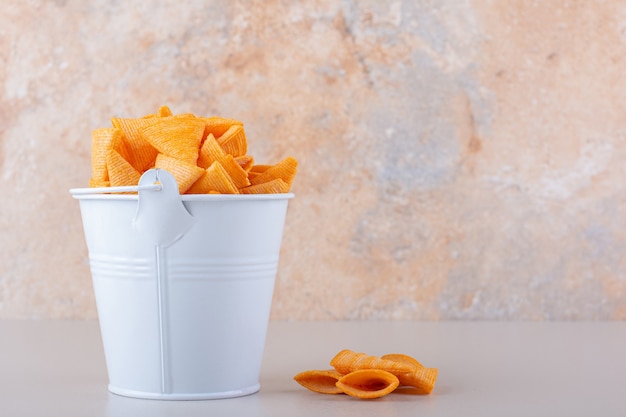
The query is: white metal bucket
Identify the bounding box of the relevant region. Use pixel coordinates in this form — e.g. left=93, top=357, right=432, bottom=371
left=70, top=169, right=293, bottom=400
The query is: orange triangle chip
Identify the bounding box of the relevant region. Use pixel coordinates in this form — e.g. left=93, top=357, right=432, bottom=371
left=187, top=161, right=239, bottom=194
left=199, top=117, right=243, bottom=141
left=240, top=178, right=289, bottom=194
left=154, top=153, right=205, bottom=194
left=249, top=164, right=271, bottom=174
left=106, top=149, right=142, bottom=188
left=247, top=164, right=269, bottom=182
left=111, top=130, right=132, bottom=164
left=197, top=134, right=224, bottom=169
left=91, top=127, right=123, bottom=183
left=197, top=134, right=250, bottom=188
left=139, top=117, right=205, bottom=165
left=220, top=155, right=250, bottom=188
left=216, top=124, right=247, bottom=157
left=111, top=117, right=160, bottom=172
left=249, top=156, right=298, bottom=190
left=234, top=155, right=254, bottom=172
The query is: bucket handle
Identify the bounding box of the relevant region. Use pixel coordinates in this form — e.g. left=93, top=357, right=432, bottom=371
left=135, top=169, right=195, bottom=394
left=69, top=183, right=162, bottom=195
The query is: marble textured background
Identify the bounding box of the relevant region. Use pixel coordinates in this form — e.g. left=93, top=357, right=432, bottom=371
left=1, top=0, right=626, bottom=320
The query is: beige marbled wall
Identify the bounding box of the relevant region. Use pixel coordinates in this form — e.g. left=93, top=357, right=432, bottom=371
left=1, top=0, right=626, bottom=320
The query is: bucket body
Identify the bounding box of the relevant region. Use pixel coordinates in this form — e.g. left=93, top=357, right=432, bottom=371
left=72, top=170, right=292, bottom=400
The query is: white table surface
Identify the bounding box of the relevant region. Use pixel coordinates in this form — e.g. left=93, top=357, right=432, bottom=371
left=1, top=320, right=625, bottom=417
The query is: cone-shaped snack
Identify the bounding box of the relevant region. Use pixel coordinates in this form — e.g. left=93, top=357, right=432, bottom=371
left=187, top=161, right=239, bottom=194
left=197, top=134, right=249, bottom=188
left=398, top=367, right=438, bottom=394
left=240, top=179, right=289, bottom=194
left=106, top=149, right=142, bottom=189
left=91, top=127, right=130, bottom=180
left=91, top=127, right=123, bottom=183
left=154, top=154, right=205, bottom=194
left=380, top=353, right=437, bottom=394
left=380, top=353, right=424, bottom=370
left=111, top=117, right=159, bottom=172
left=199, top=116, right=243, bottom=141
left=111, top=130, right=132, bottom=164
left=139, top=116, right=205, bottom=164
left=336, top=369, right=399, bottom=399
left=330, top=350, right=414, bottom=376
left=197, top=133, right=222, bottom=169
left=293, top=370, right=344, bottom=394
left=249, top=156, right=298, bottom=190
left=249, top=164, right=271, bottom=174
left=220, top=155, right=250, bottom=188
left=216, top=124, right=247, bottom=157
left=234, top=155, right=254, bottom=172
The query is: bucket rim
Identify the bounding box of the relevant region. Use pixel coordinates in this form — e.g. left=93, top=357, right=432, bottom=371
left=70, top=190, right=295, bottom=201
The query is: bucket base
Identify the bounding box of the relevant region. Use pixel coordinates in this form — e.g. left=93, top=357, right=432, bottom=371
left=108, top=383, right=261, bottom=400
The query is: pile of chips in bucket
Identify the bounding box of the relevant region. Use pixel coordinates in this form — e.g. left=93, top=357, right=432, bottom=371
left=90, top=105, right=297, bottom=194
